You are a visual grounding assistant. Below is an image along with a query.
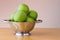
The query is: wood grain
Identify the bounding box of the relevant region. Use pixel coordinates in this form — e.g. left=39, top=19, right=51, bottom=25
left=0, top=28, right=60, bottom=40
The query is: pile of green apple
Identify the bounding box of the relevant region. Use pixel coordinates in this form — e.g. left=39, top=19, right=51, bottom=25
left=10, top=4, right=38, bottom=22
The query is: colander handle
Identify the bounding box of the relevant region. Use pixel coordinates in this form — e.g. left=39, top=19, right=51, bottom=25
left=4, top=20, right=10, bottom=21
left=35, top=20, right=42, bottom=23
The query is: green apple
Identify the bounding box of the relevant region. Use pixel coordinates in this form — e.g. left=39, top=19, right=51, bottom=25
left=17, top=4, right=29, bottom=14
left=14, top=11, right=27, bottom=22
left=28, top=10, right=38, bottom=20
left=26, top=17, right=35, bottom=22
left=10, top=12, right=16, bottom=21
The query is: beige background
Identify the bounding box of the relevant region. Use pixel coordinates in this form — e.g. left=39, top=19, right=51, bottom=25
left=0, top=0, right=60, bottom=28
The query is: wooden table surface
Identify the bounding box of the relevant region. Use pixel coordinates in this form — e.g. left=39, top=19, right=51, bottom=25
left=0, top=28, right=60, bottom=40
